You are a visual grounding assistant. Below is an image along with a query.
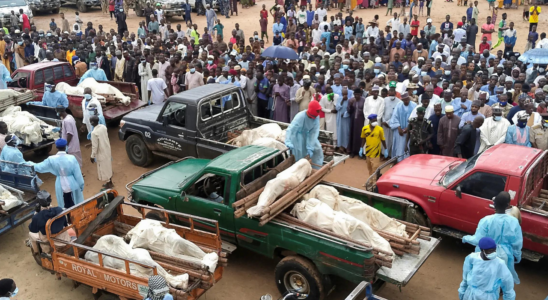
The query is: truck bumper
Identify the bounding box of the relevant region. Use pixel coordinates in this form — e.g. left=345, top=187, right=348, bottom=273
left=118, top=129, right=126, bottom=141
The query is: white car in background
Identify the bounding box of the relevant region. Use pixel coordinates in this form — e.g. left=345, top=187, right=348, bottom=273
left=0, top=0, right=33, bottom=27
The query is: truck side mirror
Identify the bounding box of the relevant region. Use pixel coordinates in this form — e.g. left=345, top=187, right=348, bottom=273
left=455, top=186, right=462, bottom=198
left=181, top=191, right=188, bottom=202
left=162, top=115, right=169, bottom=127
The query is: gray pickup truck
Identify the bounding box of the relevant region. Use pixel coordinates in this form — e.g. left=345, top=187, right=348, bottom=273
left=118, top=84, right=333, bottom=167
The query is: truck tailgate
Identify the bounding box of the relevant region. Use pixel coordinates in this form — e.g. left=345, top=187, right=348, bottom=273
left=103, top=99, right=148, bottom=120
left=376, top=237, right=440, bottom=286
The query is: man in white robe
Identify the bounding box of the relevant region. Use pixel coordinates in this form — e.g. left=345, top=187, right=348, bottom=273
left=363, top=85, right=385, bottom=126
left=90, top=116, right=113, bottom=189
left=479, top=107, right=511, bottom=153
left=319, top=85, right=338, bottom=146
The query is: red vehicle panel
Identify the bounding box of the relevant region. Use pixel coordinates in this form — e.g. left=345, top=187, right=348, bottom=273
left=377, top=144, right=548, bottom=258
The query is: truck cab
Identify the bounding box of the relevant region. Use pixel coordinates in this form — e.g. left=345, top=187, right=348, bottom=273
left=376, top=144, right=548, bottom=261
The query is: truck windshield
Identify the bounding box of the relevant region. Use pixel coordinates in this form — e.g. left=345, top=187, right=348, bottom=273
left=441, top=153, right=481, bottom=187
left=0, top=0, right=27, bottom=7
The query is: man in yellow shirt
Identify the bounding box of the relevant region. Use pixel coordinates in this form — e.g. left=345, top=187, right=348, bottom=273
left=360, top=114, right=387, bottom=181
left=529, top=5, right=540, bottom=32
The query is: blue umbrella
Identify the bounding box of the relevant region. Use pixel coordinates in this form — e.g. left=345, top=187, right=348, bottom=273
left=518, top=48, right=548, bottom=65
left=261, top=46, right=299, bottom=60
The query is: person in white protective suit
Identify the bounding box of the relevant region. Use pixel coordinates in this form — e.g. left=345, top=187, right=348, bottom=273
left=285, top=101, right=324, bottom=169
left=81, top=87, right=104, bottom=134
left=458, top=237, right=516, bottom=300
left=0, top=63, right=12, bottom=89
left=31, top=138, right=84, bottom=209
left=27, top=80, right=69, bottom=108
left=85, top=103, right=106, bottom=140
left=78, top=62, right=108, bottom=84
left=0, top=134, right=27, bottom=173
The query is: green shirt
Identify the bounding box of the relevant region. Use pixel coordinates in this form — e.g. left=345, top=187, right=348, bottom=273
left=213, top=23, right=224, bottom=38
left=191, top=29, right=200, bottom=45
left=498, top=20, right=506, bottom=39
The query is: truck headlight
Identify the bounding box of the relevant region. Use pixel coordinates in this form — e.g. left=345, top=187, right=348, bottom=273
left=119, top=120, right=126, bottom=128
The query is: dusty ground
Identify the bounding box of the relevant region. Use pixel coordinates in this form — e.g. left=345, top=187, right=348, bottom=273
left=2, top=1, right=548, bottom=300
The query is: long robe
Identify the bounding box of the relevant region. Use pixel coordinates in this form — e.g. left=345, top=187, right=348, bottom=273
left=0, top=40, right=10, bottom=73
left=389, top=101, right=417, bottom=162
left=285, top=111, right=323, bottom=169
left=289, top=83, right=301, bottom=122
left=138, top=62, right=152, bottom=104
left=206, top=9, right=217, bottom=31
left=14, top=43, right=25, bottom=69
left=0, top=64, right=11, bottom=89
left=428, top=113, right=443, bottom=155
left=505, top=125, right=531, bottom=147
left=82, top=98, right=105, bottom=134
left=336, top=96, right=351, bottom=148
left=319, top=93, right=338, bottom=142
left=114, top=57, right=125, bottom=81
left=33, top=152, right=85, bottom=209
left=437, top=115, right=462, bottom=157
left=479, top=117, right=510, bottom=153
left=272, top=84, right=290, bottom=123
left=363, top=96, right=385, bottom=126
left=348, top=96, right=366, bottom=155
left=382, top=97, right=401, bottom=156
left=62, top=115, right=82, bottom=167
left=91, top=124, right=113, bottom=182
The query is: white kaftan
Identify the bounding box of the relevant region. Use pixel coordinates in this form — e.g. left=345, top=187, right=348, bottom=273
left=90, top=124, right=112, bottom=182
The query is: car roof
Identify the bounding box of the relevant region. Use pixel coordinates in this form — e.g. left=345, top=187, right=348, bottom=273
left=205, top=145, right=279, bottom=174
left=477, top=144, right=543, bottom=177
left=168, top=84, right=238, bottom=105
left=15, top=61, right=69, bottom=72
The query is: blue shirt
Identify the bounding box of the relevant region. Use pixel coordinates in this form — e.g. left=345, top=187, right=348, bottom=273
left=452, top=98, right=472, bottom=117
left=480, top=84, right=496, bottom=97
left=344, top=26, right=353, bottom=39
left=272, top=22, right=284, bottom=35
left=257, top=77, right=270, bottom=101
left=24, top=44, right=34, bottom=58
left=306, top=11, right=315, bottom=26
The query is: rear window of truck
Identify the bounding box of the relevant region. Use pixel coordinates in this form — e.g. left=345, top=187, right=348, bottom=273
left=242, top=153, right=286, bottom=185
left=53, top=66, right=63, bottom=80
left=63, top=65, right=74, bottom=78
left=200, top=91, right=242, bottom=121
left=34, top=70, right=44, bottom=85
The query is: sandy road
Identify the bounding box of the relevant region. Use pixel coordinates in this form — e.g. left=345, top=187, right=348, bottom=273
left=2, top=1, right=548, bottom=299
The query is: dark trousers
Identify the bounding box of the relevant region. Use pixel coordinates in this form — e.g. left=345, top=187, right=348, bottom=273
left=257, top=99, right=269, bottom=119
left=63, top=192, right=75, bottom=209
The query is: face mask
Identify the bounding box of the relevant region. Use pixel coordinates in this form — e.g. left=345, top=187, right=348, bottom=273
left=374, top=69, right=380, bottom=74
left=119, top=8, right=124, bottom=12
left=517, top=121, right=527, bottom=128
left=190, top=68, right=195, bottom=73
left=92, top=66, right=98, bottom=70
left=9, top=287, right=18, bottom=297
left=444, top=70, right=451, bottom=76
left=84, top=94, right=92, bottom=100
left=59, top=37, right=62, bottom=41
left=412, top=90, right=417, bottom=95
left=540, top=68, right=545, bottom=73
left=342, top=64, right=348, bottom=70
left=499, top=101, right=507, bottom=107
left=494, top=116, right=501, bottom=121
left=421, top=71, right=427, bottom=76
left=315, top=72, right=320, bottom=77
left=437, top=82, right=442, bottom=88
left=88, top=109, right=97, bottom=116
left=17, top=41, right=22, bottom=45
left=254, top=35, right=259, bottom=39
left=208, top=60, right=213, bottom=64
left=45, top=86, right=52, bottom=92
left=483, top=250, right=498, bottom=260
left=371, top=121, right=378, bottom=127
left=543, top=122, right=548, bottom=128
left=227, top=75, right=232, bottom=81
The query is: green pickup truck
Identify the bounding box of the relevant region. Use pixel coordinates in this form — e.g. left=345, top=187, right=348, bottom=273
left=126, top=146, right=440, bottom=299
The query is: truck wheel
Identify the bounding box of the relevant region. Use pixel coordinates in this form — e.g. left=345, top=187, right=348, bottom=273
left=412, top=207, right=431, bottom=228
left=126, top=135, right=153, bottom=167
left=275, top=256, right=326, bottom=300
left=77, top=0, right=88, bottom=12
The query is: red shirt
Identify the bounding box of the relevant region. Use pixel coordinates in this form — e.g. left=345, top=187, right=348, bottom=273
left=433, top=86, right=443, bottom=96
left=21, top=14, right=30, bottom=30
left=410, top=20, right=420, bottom=36
left=479, top=42, right=490, bottom=53
left=260, top=9, right=268, bottom=20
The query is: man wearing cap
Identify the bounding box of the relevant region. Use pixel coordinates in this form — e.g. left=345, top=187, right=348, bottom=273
left=78, top=62, right=108, bottom=84
left=386, top=13, right=401, bottom=36
left=285, top=101, right=324, bottom=169
left=452, top=89, right=472, bottom=118
left=27, top=190, right=70, bottom=254
left=459, top=236, right=516, bottom=300
left=296, top=76, right=315, bottom=117
left=33, top=139, right=85, bottom=209
left=382, top=81, right=401, bottom=157
left=505, top=112, right=531, bottom=147
left=463, top=191, right=522, bottom=287
left=406, top=106, right=433, bottom=155
left=90, top=115, right=113, bottom=189
left=361, top=114, right=387, bottom=179
left=437, top=105, right=461, bottom=156
left=478, top=106, right=510, bottom=153
left=388, top=92, right=416, bottom=161
left=530, top=116, right=548, bottom=150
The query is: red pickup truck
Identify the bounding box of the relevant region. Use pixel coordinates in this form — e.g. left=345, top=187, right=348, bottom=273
left=375, top=144, right=548, bottom=262
left=8, top=62, right=146, bottom=121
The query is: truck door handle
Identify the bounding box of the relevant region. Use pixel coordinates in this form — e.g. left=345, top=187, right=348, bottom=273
left=213, top=208, right=221, bottom=216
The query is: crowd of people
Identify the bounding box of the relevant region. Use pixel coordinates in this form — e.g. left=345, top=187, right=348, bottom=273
left=0, top=0, right=545, bottom=298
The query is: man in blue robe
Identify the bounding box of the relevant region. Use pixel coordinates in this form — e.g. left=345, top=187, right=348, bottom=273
left=505, top=112, right=531, bottom=147
left=27, top=81, right=69, bottom=108
left=388, top=92, right=416, bottom=162
left=78, top=62, right=108, bottom=84
left=32, top=139, right=84, bottom=209
left=285, top=101, right=324, bottom=169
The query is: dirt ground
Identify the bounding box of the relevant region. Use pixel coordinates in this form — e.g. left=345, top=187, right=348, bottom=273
left=2, top=1, right=548, bottom=299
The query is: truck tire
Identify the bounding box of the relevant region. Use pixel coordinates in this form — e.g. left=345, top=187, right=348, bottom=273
left=412, top=207, right=431, bottom=228
left=77, top=0, right=88, bottom=12
left=126, top=134, right=153, bottom=167
left=275, top=256, right=326, bottom=300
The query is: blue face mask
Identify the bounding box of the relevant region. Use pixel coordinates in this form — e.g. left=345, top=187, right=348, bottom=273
left=190, top=68, right=195, bottom=73
left=227, top=75, right=232, bottom=81
left=374, top=69, right=380, bottom=74
left=10, top=287, right=18, bottom=297
left=494, top=116, right=502, bottom=121
left=208, top=60, right=213, bottom=64
left=499, top=101, right=507, bottom=107
left=412, top=90, right=417, bottom=95
left=17, top=41, right=22, bottom=45
left=45, top=86, right=52, bottom=92
left=84, top=94, right=92, bottom=100
left=421, top=71, right=427, bottom=76
left=342, top=64, right=349, bottom=70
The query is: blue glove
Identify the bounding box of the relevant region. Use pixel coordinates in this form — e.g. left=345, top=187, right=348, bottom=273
left=286, top=143, right=294, bottom=152
left=359, top=147, right=363, bottom=157
left=459, top=293, right=464, bottom=300
left=307, top=149, right=314, bottom=158
left=52, top=127, right=60, bottom=133
left=383, top=148, right=388, bottom=158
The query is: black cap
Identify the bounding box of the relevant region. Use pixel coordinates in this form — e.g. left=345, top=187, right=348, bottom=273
left=37, top=190, right=52, bottom=207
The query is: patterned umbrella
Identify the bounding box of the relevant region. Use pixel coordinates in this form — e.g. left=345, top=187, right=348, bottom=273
left=261, top=46, right=299, bottom=60
left=518, top=48, right=548, bottom=65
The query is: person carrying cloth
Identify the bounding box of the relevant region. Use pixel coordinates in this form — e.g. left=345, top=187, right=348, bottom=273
left=463, top=191, right=523, bottom=285
left=285, top=101, right=324, bottom=169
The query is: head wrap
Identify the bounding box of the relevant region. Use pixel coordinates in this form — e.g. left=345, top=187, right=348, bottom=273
left=55, top=138, right=68, bottom=148
left=222, top=66, right=229, bottom=72
left=307, top=100, right=322, bottom=118
left=478, top=237, right=497, bottom=250
left=445, top=105, right=454, bottom=112
left=333, top=73, right=341, bottom=79
left=389, top=81, right=397, bottom=88
left=145, top=276, right=170, bottom=300
left=115, top=50, right=122, bottom=55
left=517, top=111, right=530, bottom=121
left=401, top=92, right=409, bottom=99
left=234, top=65, right=241, bottom=71
left=228, top=69, right=238, bottom=76
left=375, top=57, right=382, bottom=63
left=372, top=85, right=380, bottom=91
left=367, top=114, right=377, bottom=120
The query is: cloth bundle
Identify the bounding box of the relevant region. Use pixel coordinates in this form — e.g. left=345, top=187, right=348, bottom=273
left=0, top=106, right=59, bottom=146
left=0, top=185, right=23, bottom=211
left=77, top=78, right=131, bottom=105
left=0, top=89, right=24, bottom=101
left=85, top=235, right=189, bottom=289
left=234, top=123, right=284, bottom=147
left=251, top=137, right=287, bottom=151
left=247, top=158, right=312, bottom=217
left=306, top=185, right=408, bottom=238
left=125, top=219, right=219, bottom=273
left=55, top=82, right=107, bottom=103
left=291, top=198, right=394, bottom=258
